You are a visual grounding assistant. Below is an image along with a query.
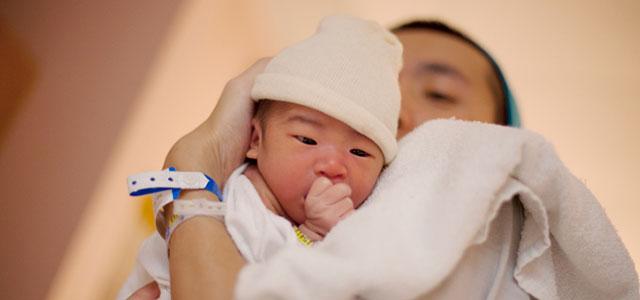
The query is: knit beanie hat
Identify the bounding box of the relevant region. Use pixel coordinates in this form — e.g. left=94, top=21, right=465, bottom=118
left=251, top=15, right=403, bottom=164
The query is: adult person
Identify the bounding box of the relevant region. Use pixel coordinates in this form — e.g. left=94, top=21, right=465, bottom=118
left=130, top=20, right=523, bottom=299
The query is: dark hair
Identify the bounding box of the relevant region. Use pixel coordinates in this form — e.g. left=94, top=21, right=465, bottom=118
left=254, top=100, right=276, bottom=132
left=391, top=20, right=508, bottom=125
left=392, top=20, right=487, bottom=55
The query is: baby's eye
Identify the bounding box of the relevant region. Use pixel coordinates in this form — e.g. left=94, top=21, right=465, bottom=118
left=295, top=135, right=317, bottom=145
left=350, top=148, right=370, bottom=157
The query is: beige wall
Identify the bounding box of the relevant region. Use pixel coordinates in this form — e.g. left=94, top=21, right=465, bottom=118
left=0, top=0, right=182, bottom=299
left=0, top=0, right=637, bottom=299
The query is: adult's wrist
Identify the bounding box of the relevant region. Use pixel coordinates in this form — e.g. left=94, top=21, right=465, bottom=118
left=163, top=135, right=224, bottom=186
left=161, top=190, right=220, bottom=227
left=168, top=216, right=243, bottom=299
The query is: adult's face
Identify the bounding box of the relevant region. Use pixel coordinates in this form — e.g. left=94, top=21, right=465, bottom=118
left=396, top=30, right=502, bottom=139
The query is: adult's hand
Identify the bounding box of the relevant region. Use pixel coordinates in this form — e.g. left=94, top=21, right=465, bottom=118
left=163, top=58, right=270, bottom=299
left=163, top=57, right=271, bottom=187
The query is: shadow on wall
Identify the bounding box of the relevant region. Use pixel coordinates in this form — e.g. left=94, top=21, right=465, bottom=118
left=0, top=19, right=36, bottom=148
left=0, top=0, right=185, bottom=299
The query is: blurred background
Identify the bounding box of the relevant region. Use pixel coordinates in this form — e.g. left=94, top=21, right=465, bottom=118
left=0, top=0, right=638, bottom=299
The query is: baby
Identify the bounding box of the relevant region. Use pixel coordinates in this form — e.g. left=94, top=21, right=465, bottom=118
left=118, top=15, right=402, bottom=299
left=242, top=100, right=386, bottom=243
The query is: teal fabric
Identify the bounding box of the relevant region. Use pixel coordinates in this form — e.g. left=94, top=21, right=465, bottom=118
left=477, top=47, right=521, bottom=127
left=498, top=70, right=521, bottom=127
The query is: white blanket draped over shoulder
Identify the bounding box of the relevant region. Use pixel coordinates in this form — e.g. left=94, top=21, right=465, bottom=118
left=236, top=119, right=639, bottom=300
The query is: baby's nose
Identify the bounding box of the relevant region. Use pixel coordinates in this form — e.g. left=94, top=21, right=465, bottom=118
left=314, top=153, right=347, bottom=182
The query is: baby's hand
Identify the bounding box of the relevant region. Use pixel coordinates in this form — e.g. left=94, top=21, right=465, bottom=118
left=300, top=177, right=354, bottom=240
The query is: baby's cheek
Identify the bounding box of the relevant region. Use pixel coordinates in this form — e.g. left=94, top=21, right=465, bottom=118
left=280, top=190, right=307, bottom=224
left=353, top=195, right=367, bottom=208
left=349, top=187, right=364, bottom=208
left=353, top=180, right=377, bottom=207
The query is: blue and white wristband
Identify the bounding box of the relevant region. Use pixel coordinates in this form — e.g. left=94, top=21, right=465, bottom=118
left=128, top=167, right=223, bottom=199
left=127, top=168, right=225, bottom=239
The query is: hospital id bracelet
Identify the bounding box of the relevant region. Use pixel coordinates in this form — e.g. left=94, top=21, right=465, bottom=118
left=293, top=226, right=314, bottom=246
left=127, top=168, right=224, bottom=236
left=127, top=167, right=223, bottom=199
left=165, top=199, right=226, bottom=242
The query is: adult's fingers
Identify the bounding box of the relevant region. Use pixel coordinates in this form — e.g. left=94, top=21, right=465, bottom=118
left=220, top=57, right=272, bottom=105
left=231, top=57, right=271, bottom=86
left=171, top=57, right=272, bottom=185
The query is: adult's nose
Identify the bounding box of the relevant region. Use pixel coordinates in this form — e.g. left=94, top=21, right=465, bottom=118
left=314, top=150, right=348, bottom=183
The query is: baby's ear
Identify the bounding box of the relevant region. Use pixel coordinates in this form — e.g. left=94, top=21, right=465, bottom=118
left=246, top=118, right=262, bottom=159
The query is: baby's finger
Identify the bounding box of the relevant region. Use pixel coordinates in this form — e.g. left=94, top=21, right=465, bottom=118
left=339, top=208, right=355, bottom=221
left=327, top=197, right=354, bottom=218
left=306, top=177, right=333, bottom=201
left=318, top=183, right=352, bottom=205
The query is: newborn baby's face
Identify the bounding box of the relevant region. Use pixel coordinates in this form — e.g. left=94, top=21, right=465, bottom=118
left=246, top=102, right=384, bottom=225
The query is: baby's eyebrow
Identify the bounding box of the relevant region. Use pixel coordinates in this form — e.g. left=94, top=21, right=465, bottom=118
left=285, top=114, right=324, bottom=128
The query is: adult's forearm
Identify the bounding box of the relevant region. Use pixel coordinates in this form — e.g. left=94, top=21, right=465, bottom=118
left=164, top=136, right=248, bottom=299
left=161, top=58, right=270, bottom=299
left=169, top=214, right=245, bottom=299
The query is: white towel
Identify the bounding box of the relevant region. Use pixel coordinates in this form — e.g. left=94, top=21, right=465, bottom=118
left=236, top=119, right=639, bottom=300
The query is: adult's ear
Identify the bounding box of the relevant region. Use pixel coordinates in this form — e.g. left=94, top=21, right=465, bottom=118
left=246, top=118, right=262, bottom=159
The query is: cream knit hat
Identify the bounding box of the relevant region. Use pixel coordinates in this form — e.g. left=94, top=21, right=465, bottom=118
left=251, top=15, right=403, bottom=163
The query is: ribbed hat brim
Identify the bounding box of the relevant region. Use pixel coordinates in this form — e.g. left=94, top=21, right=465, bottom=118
left=252, top=73, right=398, bottom=163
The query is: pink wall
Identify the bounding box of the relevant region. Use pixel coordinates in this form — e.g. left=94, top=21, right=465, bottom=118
left=0, top=1, right=182, bottom=299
